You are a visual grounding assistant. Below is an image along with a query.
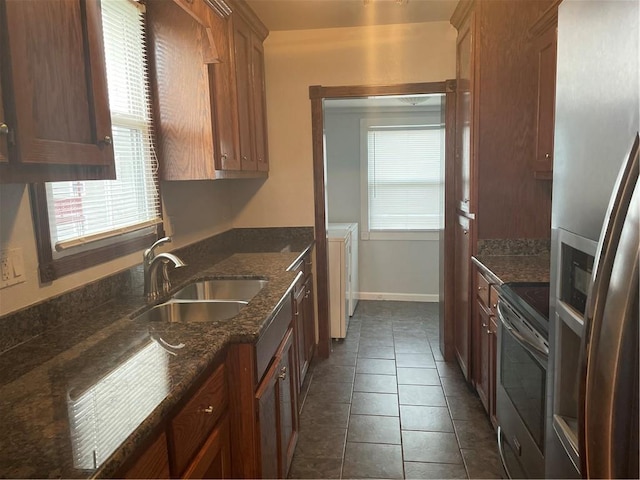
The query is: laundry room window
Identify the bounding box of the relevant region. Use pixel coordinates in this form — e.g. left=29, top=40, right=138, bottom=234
left=361, top=117, right=444, bottom=240
left=30, top=0, right=162, bottom=281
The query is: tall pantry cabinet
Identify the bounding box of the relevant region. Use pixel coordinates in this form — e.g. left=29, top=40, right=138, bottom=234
left=449, top=0, right=555, bottom=383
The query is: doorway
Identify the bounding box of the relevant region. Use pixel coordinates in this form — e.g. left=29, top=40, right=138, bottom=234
left=309, top=81, right=456, bottom=360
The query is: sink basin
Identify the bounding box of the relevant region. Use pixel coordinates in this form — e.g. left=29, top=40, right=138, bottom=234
left=134, top=300, right=248, bottom=324
left=171, top=278, right=268, bottom=302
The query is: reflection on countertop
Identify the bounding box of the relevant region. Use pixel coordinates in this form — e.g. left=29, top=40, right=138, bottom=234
left=0, top=227, right=314, bottom=479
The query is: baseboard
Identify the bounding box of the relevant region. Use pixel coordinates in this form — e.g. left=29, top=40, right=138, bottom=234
left=357, top=292, right=439, bottom=303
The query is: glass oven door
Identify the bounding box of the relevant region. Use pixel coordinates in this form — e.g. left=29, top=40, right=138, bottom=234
left=500, top=325, right=547, bottom=451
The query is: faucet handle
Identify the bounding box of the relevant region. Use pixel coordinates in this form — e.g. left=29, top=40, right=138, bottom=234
left=145, top=236, right=171, bottom=260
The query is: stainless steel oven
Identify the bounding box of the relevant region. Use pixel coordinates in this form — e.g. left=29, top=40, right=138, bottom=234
left=496, top=283, right=550, bottom=479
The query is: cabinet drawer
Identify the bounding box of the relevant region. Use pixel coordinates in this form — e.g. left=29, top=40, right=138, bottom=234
left=170, top=363, right=227, bottom=476
left=256, top=296, right=293, bottom=384
left=476, top=272, right=491, bottom=307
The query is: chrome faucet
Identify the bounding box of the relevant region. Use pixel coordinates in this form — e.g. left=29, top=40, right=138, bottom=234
left=143, top=237, right=186, bottom=300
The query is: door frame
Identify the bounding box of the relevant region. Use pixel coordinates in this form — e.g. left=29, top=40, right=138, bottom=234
left=309, top=81, right=457, bottom=359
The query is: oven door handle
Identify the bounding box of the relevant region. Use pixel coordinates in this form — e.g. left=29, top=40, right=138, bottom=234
left=497, top=301, right=549, bottom=361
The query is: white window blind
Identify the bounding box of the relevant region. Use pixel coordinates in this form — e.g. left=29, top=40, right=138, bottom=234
left=46, top=0, right=160, bottom=251
left=367, top=126, right=443, bottom=231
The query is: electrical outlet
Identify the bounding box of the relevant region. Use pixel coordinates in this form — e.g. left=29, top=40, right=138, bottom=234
left=0, top=248, right=26, bottom=289
left=0, top=255, right=10, bottom=282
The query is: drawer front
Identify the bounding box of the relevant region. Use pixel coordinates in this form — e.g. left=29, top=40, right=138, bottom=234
left=476, top=271, right=491, bottom=307
left=171, top=362, right=227, bottom=476
left=256, top=295, right=293, bottom=384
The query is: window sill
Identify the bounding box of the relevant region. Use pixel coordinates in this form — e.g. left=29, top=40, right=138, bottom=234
left=360, top=231, right=440, bottom=241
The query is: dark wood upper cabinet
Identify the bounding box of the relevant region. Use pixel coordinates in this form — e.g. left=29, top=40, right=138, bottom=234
left=451, top=0, right=552, bottom=240
left=232, top=13, right=256, bottom=172
left=232, top=7, right=269, bottom=173
left=454, top=13, right=474, bottom=215
left=148, top=0, right=269, bottom=180
left=0, top=0, right=116, bottom=183
left=531, top=4, right=559, bottom=180
left=251, top=33, right=269, bottom=172
left=147, top=0, right=217, bottom=181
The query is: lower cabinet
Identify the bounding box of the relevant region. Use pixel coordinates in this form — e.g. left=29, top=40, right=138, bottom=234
left=291, top=251, right=316, bottom=396
left=181, top=415, right=231, bottom=479
left=122, top=432, right=171, bottom=479
left=227, top=294, right=300, bottom=479
left=118, top=361, right=228, bottom=479
left=472, top=269, right=498, bottom=429
left=256, top=328, right=298, bottom=478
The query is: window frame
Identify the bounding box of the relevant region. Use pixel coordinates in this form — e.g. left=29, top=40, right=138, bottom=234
left=359, top=113, right=444, bottom=242
left=29, top=0, right=163, bottom=283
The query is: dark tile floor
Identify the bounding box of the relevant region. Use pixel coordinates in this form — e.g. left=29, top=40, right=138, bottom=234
left=289, top=300, right=504, bottom=479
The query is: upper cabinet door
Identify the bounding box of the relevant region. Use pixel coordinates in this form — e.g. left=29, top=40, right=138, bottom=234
left=233, top=14, right=257, bottom=171
left=207, top=4, right=241, bottom=172
left=251, top=34, right=268, bottom=172
left=1, top=0, right=115, bottom=183
left=455, top=14, right=475, bottom=214
left=533, top=22, right=557, bottom=179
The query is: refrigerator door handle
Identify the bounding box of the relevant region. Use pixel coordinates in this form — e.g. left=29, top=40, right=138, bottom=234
left=579, top=133, right=639, bottom=479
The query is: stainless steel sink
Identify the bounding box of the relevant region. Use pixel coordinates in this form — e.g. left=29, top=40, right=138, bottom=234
left=171, top=278, right=268, bottom=302
left=134, top=300, right=248, bottom=324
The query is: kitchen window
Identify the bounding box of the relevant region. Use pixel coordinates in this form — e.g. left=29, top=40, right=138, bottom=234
left=360, top=117, right=444, bottom=240
left=31, top=0, right=162, bottom=281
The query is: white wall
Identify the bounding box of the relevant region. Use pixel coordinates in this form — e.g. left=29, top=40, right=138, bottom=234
left=0, top=20, right=456, bottom=316
left=233, top=21, right=457, bottom=227
left=325, top=107, right=441, bottom=301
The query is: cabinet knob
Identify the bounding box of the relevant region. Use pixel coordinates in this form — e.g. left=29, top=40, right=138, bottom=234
left=221, top=153, right=228, bottom=160
left=242, top=155, right=248, bottom=161
left=0, top=123, right=8, bottom=135
left=201, top=405, right=214, bottom=414
left=463, top=198, right=469, bottom=203
left=305, top=289, right=310, bottom=299
left=463, top=229, right=469, bottom=235
left=544, top=153, right=551, bottom=159
left=278, top=366, right=287, bottom=380
left=99, top=135, right=112, bottom=146
left=478, top=286, right=486, bottom=291
left=487, top=328, right=493, bottom=335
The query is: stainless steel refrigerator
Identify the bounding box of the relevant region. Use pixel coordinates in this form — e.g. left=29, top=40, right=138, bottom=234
left=546, top=1, right=639, bottom=478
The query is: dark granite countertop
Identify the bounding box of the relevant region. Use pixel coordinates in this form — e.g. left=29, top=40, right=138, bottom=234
left=472, top=254, right=550, bottom=285
left=0, top=228, right=313, bottom=479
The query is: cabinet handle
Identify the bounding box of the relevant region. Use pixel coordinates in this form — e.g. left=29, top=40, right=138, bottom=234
left=463, top=229, right=469, bottom=235
left=544, top=153, right=551, bottom=159
left=305, top=289, right=310, bottom=299
left=464, top=198, right=469, bottom=203
left=99, top=135, right=112, bottom=146
left=481, top=322, right=488, bottom=329
left=478, top=286, right=486, bottom=291
left=0, top=123, right=8, bottom=135
left=242, top=155, right=248, bottom=161
left=278, top=366, right=287, bottom=380
left=487, top=328, right=494, bottom=335
left=221, top=153, right=228, bottom=160
left=201, top=405, right=214, bottom=414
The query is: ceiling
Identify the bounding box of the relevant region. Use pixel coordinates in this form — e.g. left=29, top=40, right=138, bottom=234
left=245, top=0, right=457, bottom=32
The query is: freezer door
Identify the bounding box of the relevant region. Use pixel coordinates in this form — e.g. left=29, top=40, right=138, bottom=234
left=579, top=134, right=639, bottom=479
